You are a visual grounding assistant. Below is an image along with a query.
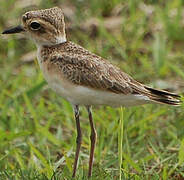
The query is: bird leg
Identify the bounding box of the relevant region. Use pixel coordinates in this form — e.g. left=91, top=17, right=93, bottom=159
left=86, top=106, right=97, bottom=177
left=72, top=105, right=82, bottom=178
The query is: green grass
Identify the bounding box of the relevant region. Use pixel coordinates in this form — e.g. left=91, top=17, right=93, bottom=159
left=0, top=0, right=184, bottom=179
left=118, top=107, right=124, bottom=180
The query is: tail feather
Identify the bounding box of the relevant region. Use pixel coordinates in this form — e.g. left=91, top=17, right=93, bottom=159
left=145, top=87, right=180, bottom=98
left=145, top=86, right=181, bottom=106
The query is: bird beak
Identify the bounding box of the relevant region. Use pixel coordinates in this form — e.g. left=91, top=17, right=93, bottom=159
left=2, top=25, right=25, bottom=34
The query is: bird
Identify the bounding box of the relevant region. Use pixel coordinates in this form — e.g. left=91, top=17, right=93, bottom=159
left=2, top=7, right=181, bottom=178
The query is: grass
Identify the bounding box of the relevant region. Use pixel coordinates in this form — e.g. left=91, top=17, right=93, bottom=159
left=118, top=107, right=124, bottom=180
left=0, top=0, right=184, bottom=179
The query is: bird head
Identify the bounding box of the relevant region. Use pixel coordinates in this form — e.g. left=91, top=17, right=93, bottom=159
left=2, top=7, right=66, bottom=46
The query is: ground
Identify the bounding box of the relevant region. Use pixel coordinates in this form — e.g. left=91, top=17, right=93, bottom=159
left=0, top=0, right=184, bottom=179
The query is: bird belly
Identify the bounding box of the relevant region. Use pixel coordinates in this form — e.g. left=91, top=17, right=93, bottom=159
left=63, top=85, right=151, bottom=107
left=43, top=76, right=150, bottom=107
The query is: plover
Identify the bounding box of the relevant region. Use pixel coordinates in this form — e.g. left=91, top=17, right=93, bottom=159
left=2, top=7, right=181, bottom=178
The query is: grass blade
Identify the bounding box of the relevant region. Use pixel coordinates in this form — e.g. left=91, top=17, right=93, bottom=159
left=179, top=139, right=184, bottom=165
left=118, top=107, right=124, bottom=180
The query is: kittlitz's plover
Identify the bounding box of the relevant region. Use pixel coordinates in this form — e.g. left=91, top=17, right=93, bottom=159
left=2, top=7, right=181, bottom=177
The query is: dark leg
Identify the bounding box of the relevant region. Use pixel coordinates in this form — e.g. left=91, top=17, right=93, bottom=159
left=72, top=105, right=82, bottom=178
left=86, top=106, right=97, bottom=177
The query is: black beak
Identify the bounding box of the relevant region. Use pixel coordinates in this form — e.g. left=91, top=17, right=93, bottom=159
left=2, top=25, right=25, bottom=34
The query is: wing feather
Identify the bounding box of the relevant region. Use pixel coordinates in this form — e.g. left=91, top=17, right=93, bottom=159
left=50, top=52, right=134, bottom=94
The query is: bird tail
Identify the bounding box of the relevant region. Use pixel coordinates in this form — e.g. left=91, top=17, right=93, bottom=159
left=144, top=86, right=181, bottom=106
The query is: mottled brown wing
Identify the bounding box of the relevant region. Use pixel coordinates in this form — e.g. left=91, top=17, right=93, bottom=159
left=50, top=52, right=135, bottom=94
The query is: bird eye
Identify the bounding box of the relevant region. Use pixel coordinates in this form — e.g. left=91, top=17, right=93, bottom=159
left=30, top=22, right=41, bottom=30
